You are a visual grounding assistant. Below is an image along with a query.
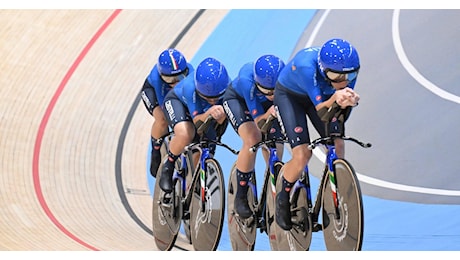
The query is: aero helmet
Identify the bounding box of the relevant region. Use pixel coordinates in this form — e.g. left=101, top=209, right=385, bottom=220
left=318, top=38, right=360, bottom=73
left=195, top=57, right=229, bottom=98
left=157, top=49, right=187, bottom=75
left=253, top=55, right=285, bottom=89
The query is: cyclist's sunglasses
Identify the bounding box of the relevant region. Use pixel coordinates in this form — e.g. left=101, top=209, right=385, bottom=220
left=161, top=68, right=189, bottom=85
left=256, top=83, right=274, bottom=96
left=325, top=68, right=359, bottom=83
left=197, top=90, right=224, bottom=103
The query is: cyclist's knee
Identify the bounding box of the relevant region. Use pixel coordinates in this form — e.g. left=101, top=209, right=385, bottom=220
left=239, top=122, right=261, bottom=145
left=153, top=110, right=168, bottom=130
left=173, top=121, right=195, bottom=140
left=291, top=145, right=312, bottom=165
left=243, top=132, right=262, bottom=148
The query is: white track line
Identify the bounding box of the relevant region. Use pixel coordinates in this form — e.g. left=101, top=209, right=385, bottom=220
left=392, top=9, right=460, bottom=104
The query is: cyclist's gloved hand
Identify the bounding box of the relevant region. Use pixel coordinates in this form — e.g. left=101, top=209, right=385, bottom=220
left=336, top=88, right=359, bottom=108
left=208, top=105, right=226, bottom=123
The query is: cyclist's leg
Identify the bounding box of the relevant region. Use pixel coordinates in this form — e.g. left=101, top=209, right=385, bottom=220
left=274, top=84, right=313, bottom=230
left=150, top=106, right=169, bottom=177
left=160, top=97, right=195, bottom=192
left=140, top=79, right=168, bottom=178
left=223, top=97, right=260, bottom=219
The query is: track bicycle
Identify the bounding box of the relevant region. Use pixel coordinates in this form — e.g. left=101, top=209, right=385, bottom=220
left=152, top=116, right=239, bottom=251
left=227, top=115, right=285, bottom=250
left=273, top=134, right=371, bottom=250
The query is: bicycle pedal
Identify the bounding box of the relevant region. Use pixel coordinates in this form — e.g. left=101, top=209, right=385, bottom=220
left=258, top=220, right=267, bottom=233
left=160, top=201, right=172, bottom=208
left=312, top=222, right=322, bottom=232
left=236, top=215, right=255, bottom=227
left=256, top=219, right=266, bottom=229
left=183, top=211, right=190, bottom=220
left=160, top=193, right=172, bottom=205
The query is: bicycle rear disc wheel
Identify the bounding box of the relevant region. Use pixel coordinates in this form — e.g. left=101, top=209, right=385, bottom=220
left=189, top=158, right=225, bottom=251
left=322, top=159, right=364, bottom=251
left=152, top=155, right=183, bottom=251
left=227, top=162, right=256, bottom=250
left=274, top=167, right=311, bottom=251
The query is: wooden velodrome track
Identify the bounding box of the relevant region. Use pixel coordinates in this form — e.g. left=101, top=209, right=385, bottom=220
left=0, top=9, right=229, bottom=250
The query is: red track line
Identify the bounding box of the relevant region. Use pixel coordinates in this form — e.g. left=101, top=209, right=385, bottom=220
left=32, top=9, right=122, bottom=251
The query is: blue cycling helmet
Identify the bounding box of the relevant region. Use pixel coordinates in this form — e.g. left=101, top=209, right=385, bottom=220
left=195, top=57, right=229, bottom=98
left=253, top=54, right=285, bottom=89
left=157, top=49, right=187, bottom=75
left=318, top=38, right=360, bottom=73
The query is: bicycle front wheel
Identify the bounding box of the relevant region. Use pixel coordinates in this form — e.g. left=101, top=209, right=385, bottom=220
left=265, top=161, right=284, bottom=251
left=322, top=158, right=364, bottom=251
left=152, top=155, right=183, bottom=251
left=273, top=167, right=311, bottom=251
left=189, top=158, right=225, bottom=251
left=227, top=161, right=256, bottom=250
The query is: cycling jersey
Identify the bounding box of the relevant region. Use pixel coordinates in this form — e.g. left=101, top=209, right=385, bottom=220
left=228, top=62, right=270, bottom=119
left=141, top=63, right=194, bottom=114
left=223, top=62, right=283, bottom=140
left=277, top=47, right=356, bottom=106
left=168, top=73, right=222, bottom=120
left=275, top=47, right=357, bottom=148
left=163, top=73, right=227, bottom=152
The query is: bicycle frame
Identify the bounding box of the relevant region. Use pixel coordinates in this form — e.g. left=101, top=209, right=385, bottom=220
left=167, top=135, right=237, bottom=215
left=153, top=115, right=239, bottom=251
left=301, top=136, right=371, bottom=230
left=182, top=141, right=211, bottom=213
left=247, top=138, right=282, bottom=229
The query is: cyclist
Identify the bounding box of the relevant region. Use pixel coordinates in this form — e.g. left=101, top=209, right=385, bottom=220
left=223, top=54, right=285, bottom=219
left=274, top=38, right=361, bottom=230
left=159, top=57, right=230, bottom=193
left=140, top=49, right=193, bottom=178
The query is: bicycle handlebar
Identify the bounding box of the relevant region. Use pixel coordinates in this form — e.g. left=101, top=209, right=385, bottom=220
left=184, top=138, right=239, bottom=155
left=249, top=114, right=283, bottom=153
left=186, top=115, right=239, bottom=155
left=308, top=135, right=372, bottom=150
left=249, top=136, right=286, bottom=153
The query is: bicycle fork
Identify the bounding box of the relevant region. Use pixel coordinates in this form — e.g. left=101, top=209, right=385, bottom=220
left=198, top=148, right=211, bottom=213
left=290, top=166, right=317, bottom=232
left=326, top=146, right=341, bottom=219
left=309, top=146, right=341, bottom=231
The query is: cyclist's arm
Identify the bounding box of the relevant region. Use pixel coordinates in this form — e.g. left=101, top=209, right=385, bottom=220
left=193, top=105, right=226, bottom=125
left=315, top=96, right=336, bottom=112
left=315, top=88, right=359, bottom=114
left=254, top=105, right=276, bottom=130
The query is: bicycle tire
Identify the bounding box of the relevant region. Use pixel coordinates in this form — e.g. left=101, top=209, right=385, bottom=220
left=227, top=162, right=256, bottom=250
left=152, top=154, right=183, bottom=251
left=265, top=161, right=284, bottom=250
left=189, top=158, right=225, bottom=251
left=273, top=167, right=311, bottom=251
left=159, top=134, right=192, bottom=245
left=321, top=158, right=364, bottom=251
